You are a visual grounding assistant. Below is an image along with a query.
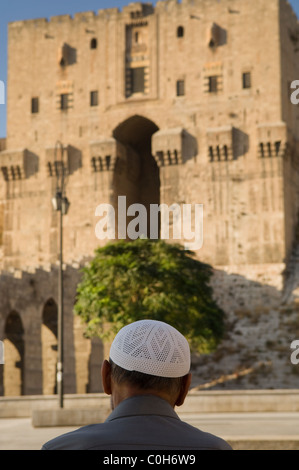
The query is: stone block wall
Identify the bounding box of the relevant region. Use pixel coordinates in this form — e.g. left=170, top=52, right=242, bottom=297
left=1, top=0, right=299, bottom=394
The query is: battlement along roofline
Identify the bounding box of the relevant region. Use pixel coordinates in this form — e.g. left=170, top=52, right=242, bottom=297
left=10, top=0, right=296, bottom=30
left=7, top=1, right=159, bottom=29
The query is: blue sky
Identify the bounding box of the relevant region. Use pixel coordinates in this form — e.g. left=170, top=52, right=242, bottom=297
left=0, top=0, right=299, bottom=138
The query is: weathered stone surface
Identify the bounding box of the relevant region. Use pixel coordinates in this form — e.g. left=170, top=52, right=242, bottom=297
left=1, top=0, right=299, bottom=395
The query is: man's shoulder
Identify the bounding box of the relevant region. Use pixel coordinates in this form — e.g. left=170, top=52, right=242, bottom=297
left=42, top=423, right=108, bottom=450
left=41, top=403, right=232, bottom=451
left=177, top=419, right=232, bottom=450
left=42, top=420, right=231, bottom=450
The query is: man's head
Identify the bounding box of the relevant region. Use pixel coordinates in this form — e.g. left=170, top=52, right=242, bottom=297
left=101, top=319, right=192, bottom=409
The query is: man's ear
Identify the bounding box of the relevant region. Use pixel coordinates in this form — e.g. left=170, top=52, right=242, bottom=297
left=101, top=359, right=112, bottom=395
left=175, top=373, right=192, bottom=407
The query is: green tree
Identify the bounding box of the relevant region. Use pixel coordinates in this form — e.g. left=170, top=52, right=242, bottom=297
left=74, top=239, right=225, bottom=353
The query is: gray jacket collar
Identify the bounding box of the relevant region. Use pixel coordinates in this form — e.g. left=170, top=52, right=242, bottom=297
left=105, top=395, right=180, bottom=422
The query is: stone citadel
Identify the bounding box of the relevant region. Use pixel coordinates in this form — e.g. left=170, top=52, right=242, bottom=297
left=1, top=0, right=299, bottom=396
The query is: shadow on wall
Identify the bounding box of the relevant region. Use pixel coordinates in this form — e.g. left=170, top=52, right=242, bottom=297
left=191, top=265, right=299, bottom=390
left=233, top=128, right=249, bottom=160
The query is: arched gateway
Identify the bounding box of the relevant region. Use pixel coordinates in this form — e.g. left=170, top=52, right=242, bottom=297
left=3, top=311, right=24, bottom=396
left=112, top=115, right=160, bottom=239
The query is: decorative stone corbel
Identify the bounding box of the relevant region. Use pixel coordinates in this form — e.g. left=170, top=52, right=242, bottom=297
left=152, top=128, right=197, bottom=167
left=0, top=149, right=39, bottom=181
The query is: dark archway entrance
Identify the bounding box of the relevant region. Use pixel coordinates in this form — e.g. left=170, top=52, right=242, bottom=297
left=113, top=115, right=160, bottom=239
left=4, top=311, right=24, bottom=396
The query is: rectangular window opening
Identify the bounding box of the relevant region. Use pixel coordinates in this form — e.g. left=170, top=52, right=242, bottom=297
left=90, top=90, right=99, bottom=107
left=131, top=67, right=145, bottom=94
left=60, top=93, right=69, bottom=110
left=208, top=76, right=218, bottom=93
left=31, top=97, right=39, bottom=114
left=176, top=80, right=185, bottom=97
left=176, top=80, right=185, bottom=96
left=242, top=72, right=252, bottom=89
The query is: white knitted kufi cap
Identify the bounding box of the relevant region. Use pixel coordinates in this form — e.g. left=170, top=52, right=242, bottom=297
left=109, top=319, right=191, bottom=378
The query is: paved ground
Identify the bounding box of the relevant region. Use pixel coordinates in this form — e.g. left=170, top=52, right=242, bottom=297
left=1, top=412, right=299, bottom=450
left=180, top=412, right=299, bottom=450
